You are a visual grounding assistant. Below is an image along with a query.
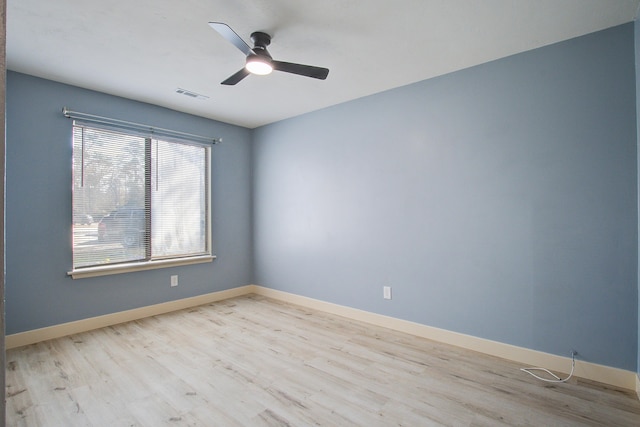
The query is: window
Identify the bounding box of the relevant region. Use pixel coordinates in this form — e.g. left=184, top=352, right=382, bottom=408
left=71, top=122, right=213, bottom=277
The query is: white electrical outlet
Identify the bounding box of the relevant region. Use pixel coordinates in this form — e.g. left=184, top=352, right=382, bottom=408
left=383, top=286, right=392, bottom=300
left=171, top=275, right=178, bottom=287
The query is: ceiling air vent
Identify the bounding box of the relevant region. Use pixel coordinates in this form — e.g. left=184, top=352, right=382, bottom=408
left=175, top=88, right=209, bottom=100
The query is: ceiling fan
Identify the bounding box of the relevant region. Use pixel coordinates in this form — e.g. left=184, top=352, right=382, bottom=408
left=208, top=22, right=330, bottom=85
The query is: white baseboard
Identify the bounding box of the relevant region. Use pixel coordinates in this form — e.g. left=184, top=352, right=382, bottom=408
left=5, top=285, right=254, bottom=349
left=250, top=286, right=639, bottom=393
left=6, top=283, right=638, bottom=394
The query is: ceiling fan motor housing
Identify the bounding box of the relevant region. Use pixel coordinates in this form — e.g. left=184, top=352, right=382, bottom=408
left=246, top=32, right=273, bottom=72
left=250, top=31, right=272, bottom=49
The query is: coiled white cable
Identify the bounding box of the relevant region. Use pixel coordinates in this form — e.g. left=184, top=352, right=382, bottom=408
left=520, top=350, right=576, bottom=383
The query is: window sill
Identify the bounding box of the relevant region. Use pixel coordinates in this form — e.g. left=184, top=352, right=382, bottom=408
left=68, top=255, right=216, bottom=279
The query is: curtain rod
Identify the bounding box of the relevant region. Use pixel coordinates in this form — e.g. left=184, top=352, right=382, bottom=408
left=62, top=107, right=222, bottom=145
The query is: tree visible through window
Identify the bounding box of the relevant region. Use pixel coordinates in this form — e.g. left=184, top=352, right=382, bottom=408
left=72, top=123, right=211, bottom=270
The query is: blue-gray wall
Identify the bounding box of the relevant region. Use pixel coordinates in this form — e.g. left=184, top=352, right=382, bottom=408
left=253, top=24, right=638, bottom=371
left=636, top=19, right=640, bottom=381
left=5, top=71, right=253, bottom=334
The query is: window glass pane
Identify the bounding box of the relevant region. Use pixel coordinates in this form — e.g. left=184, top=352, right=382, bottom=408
left=151, top=140, right=207, bottom=258
left=72, top=123, right=211, bottom=271
left=72, top=126, right=146, bottom=268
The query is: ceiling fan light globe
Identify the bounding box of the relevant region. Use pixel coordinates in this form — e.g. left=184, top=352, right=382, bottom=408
left=246, top=58, right=273, bottom=75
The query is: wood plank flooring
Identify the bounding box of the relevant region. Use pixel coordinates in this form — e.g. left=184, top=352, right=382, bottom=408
left=5, top=294, right=640, bottom=426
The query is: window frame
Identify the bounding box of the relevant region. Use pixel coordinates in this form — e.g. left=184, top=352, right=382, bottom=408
left=68, top=121, right=216, bottom=279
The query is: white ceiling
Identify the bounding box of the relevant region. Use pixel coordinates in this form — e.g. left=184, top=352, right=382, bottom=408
left=7, top=0, right=640, bottom=129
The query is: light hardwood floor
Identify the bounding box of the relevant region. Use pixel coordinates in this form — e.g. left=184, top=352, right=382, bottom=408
left=5, top=295, right=640, bottom=426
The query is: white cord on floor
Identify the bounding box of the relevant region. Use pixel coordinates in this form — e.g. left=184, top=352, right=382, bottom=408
left=520, top=351, right=576, bottom=383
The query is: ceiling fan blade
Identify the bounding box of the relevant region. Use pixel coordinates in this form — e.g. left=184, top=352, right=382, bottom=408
left=272, top=61, right=329, bottom=80
left=209, top=22, right=254, bottom=56
left=221, top=68, right=251, bottom=85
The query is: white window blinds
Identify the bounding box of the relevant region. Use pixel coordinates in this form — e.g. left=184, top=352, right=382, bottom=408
left=151, top=140, right=208, bottom=258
